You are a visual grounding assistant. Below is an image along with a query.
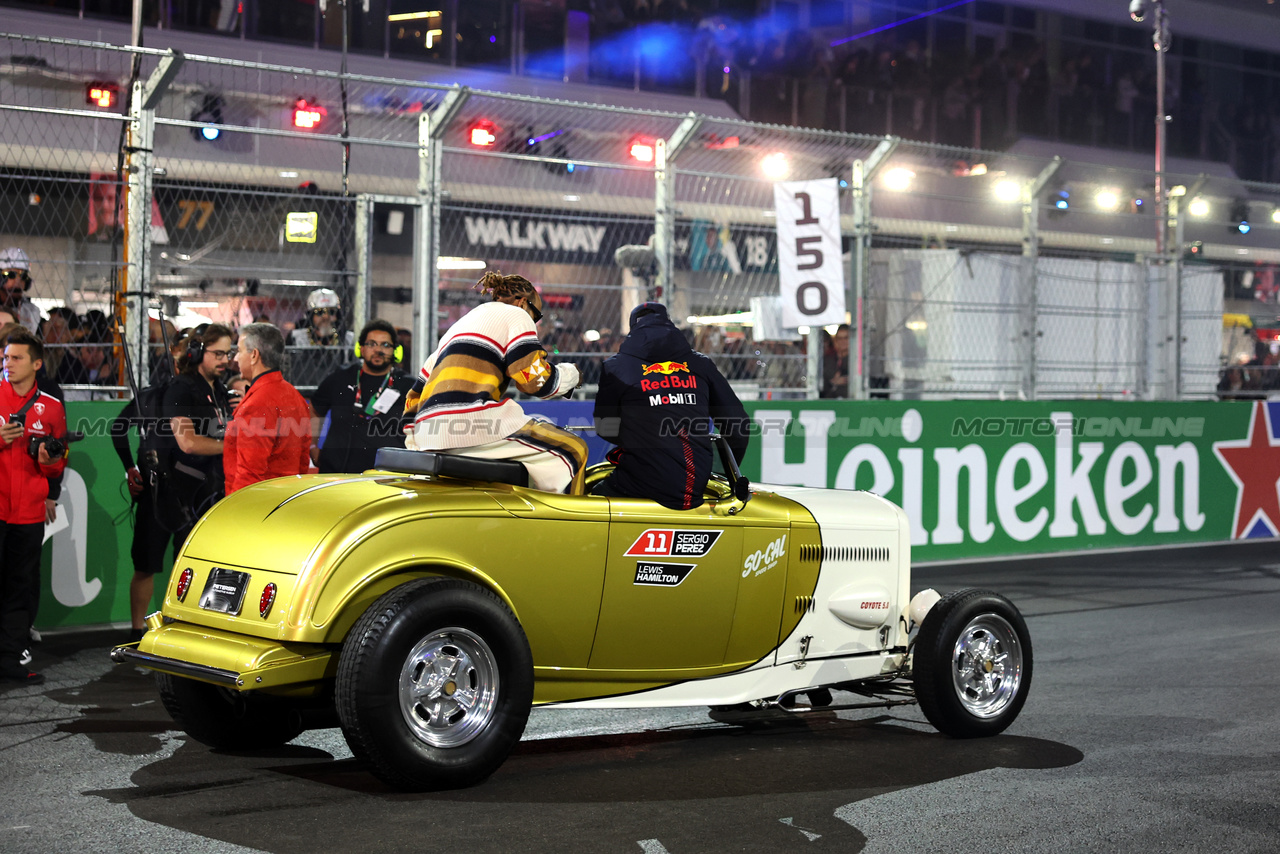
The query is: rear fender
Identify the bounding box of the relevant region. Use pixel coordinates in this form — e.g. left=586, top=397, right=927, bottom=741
left=313, top=559, right=518, bottom=645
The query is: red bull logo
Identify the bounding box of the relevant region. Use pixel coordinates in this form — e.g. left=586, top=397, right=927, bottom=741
left=642, top=361, right=689, bottom=376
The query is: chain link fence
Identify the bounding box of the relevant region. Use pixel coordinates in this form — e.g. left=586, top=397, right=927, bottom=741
left=1, top=30, right=1273, bottom=403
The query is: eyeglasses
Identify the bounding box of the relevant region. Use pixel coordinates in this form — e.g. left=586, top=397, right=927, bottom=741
left=1, top=270, right=26, bottom=280
left=362, top=341, right=396, bottom=350
left=311, top=308, right=336, bottom=316
left=206, top=349, right=231, bottom=360
left=526, top=301, right=543, bottom=323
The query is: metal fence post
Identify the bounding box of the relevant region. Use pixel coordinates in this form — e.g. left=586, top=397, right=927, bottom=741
left=654, top=112, right=700, bottom=312
left=414, top=112, right=434, bottom=361
left=124, top=49, right=183, bottom=391
left=353, top=194, right=373, bottom=337
left=1170, top=194, right=1186, bottom=400
left=1021, top=157, right=1062, bottom=400
left=416, top=87, right=468, bottom=358
left=849, top=137, right=898, bottom=400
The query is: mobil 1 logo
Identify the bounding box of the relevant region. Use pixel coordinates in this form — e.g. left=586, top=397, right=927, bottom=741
left=634, top=561, right=697, bottom=587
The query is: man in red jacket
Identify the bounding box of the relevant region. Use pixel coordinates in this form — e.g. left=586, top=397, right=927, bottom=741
left=1, top=329, right=67, bottom=684
left=225, top=323, right=311, bottom=493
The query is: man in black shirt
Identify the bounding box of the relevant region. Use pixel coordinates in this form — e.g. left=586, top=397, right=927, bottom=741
left=119, top=324, right=232, bottom=640
left=310, top=319, right=414, bottom=473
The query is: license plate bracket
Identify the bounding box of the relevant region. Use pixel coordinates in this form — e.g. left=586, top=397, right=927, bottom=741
left=198, top=568, right=250, bottom=615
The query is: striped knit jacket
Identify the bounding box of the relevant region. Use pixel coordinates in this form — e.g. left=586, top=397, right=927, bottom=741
left=404, top=302, right=578, bottom=450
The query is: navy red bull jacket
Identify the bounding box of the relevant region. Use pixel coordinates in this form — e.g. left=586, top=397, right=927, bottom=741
left=593, top=303, right=749, bottom=510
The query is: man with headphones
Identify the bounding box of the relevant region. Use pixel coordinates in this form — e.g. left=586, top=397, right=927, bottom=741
left=309, top=319, right=414, bottom=473
left=0, top=248, right=44, bottom=332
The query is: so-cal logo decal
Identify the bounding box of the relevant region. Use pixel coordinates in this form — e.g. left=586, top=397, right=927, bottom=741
left=625, top=529, right=722, bottom=558
left=634, top=561, right=697, bottom=587
left=743, top=534, right=787, bottom=578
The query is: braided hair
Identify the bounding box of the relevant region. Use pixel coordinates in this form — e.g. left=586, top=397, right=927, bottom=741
left=476, top=270, right=538, bottom=307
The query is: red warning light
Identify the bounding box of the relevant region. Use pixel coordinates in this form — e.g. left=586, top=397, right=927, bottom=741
left=86, top=81, right=119, bottom=109
left=468, top=119, right=498, bottom=147
left=293, top=98, right=326, bottom=129
left=628, top=136, right=656, bottom=163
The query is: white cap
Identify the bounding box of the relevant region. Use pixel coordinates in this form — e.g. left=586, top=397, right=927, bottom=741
left=0, top=247, right=30, bottom=272
left=307, top=288, right=340, bottom=311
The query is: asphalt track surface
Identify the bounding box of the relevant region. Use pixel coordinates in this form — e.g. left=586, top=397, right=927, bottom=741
left=3, top=542, right=1279, bottom=854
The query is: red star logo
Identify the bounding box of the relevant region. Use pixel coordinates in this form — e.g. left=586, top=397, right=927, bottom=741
left=1213, top=402, right=1280, bottom=539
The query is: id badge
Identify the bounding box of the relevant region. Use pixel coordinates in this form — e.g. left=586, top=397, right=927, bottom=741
left=372, top=387, right=402, bottom=414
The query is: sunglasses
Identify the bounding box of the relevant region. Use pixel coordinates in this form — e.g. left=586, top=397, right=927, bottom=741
left=311, top=308, right=336, bottom=317
left=526, top=300, right=543, bottom=324
left=2, top=270, right=28, bottom=281
left=362, top=341, right=396, bottom=350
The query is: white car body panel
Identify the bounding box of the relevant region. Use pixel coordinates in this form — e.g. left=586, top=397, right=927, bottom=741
left=554, top=485, right=913, bottom=709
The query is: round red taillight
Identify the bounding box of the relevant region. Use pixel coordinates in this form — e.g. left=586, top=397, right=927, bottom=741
left=175, top=568, right=194, bottom=602
left=259, top=583, right=277, bottom=618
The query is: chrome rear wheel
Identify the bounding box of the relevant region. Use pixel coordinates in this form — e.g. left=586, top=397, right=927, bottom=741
left=399, top=627, right=500, bottom=749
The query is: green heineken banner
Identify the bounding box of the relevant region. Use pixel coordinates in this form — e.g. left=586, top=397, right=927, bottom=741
left=738, top=400, right=1279, bottom=562
left=33, top=399, right=1280, bottom=629
left=38, top=401, right=145, bottom=630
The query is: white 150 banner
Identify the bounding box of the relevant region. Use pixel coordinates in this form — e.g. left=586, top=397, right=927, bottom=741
left=774, top=177, right=846, bottom=329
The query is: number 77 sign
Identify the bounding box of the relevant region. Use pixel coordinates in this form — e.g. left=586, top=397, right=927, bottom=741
left=773, top=177, right=846, bottom=328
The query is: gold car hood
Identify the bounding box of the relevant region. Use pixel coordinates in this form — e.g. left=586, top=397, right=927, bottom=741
left=179, top=473, right=508, bottom=574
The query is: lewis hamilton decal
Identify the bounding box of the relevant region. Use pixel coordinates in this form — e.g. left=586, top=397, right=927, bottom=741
left=634, top=561, right=697, bottom=587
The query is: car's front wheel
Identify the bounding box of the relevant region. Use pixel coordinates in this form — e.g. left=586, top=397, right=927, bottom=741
left=912, top=588, right=1032, bottom=738
left=335, top=578, right=534, bottom=791
left=156, top=673, right=305, bottom=750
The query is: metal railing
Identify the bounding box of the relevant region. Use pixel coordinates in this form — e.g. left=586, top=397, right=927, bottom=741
left=2, top=31, right=1277, bottom=403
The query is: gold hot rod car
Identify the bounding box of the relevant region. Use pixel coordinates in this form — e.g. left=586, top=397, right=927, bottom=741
left=112, top=440, right=1032, bottom=791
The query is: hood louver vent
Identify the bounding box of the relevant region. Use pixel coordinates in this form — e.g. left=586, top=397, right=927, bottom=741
left=798, top=544, right=891, bottom=562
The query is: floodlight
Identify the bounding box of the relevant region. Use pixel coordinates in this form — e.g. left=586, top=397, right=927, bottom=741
left=1095, top=190, right=1121, bottom=211
left=1188, top=198, right=1210, bottom=217
left=993, top=179, right=1021, bottom=203
left=761, top=152, right=790, bottom=181
left=883, top=168, right=915, bottom=192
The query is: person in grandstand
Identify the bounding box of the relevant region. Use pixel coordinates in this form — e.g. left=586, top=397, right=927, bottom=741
left=404, top=271, right=586, bottom=494
left=0, top=248, right=44, bottom=332
left=591, top=302, right=749, bottom=510
left=287, top=288, right=355, bottom=390
left=288, top=288, right=355, bottom=348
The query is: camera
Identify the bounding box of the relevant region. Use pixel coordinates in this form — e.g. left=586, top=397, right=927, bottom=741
left=28, top=431, right=84, bottom=462
left=1129, top=0, right=1146, bottom=23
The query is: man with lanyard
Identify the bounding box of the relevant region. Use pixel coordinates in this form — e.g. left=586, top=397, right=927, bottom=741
left=309, top=319, right=414, bottom=474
